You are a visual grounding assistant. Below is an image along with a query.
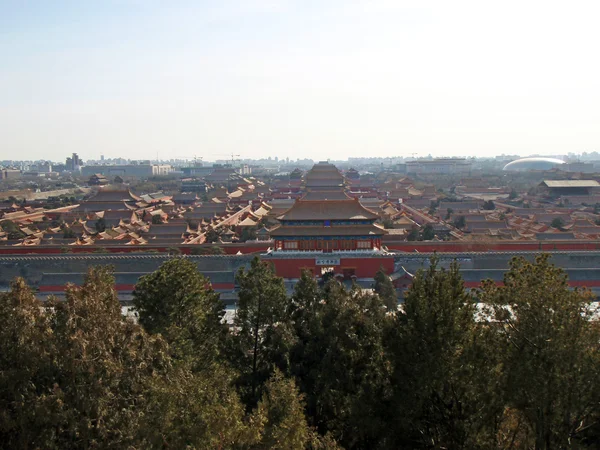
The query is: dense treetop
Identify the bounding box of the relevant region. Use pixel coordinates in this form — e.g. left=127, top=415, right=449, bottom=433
left=1, top=255, right=599, bottom=449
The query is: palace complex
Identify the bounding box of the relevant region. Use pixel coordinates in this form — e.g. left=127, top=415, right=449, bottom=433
left=5, top=160, right=600, bottom=300
left=270, top=162, right=386, bottom=252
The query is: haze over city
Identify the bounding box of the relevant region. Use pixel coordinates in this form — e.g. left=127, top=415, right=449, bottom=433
left=2, top=0, right=600, bottom=162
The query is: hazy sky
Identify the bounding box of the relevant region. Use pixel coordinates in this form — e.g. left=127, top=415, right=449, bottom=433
left=2, top=0, right=600, bottom=162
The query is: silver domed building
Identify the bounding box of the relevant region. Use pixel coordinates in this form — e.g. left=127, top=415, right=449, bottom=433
left=503, top=157, right=566, bottom=172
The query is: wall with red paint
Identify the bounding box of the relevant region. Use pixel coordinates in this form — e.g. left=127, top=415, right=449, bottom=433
left=4, top=239, right=600, bottom=257
left=39, top=282, right=235, bottom=293
left=268, top=256, right=394, bottom=279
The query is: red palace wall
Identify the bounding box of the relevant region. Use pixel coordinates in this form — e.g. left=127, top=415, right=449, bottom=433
left=0, top=243, right=270, bottom=256
left=267, top=256, right=394, bottom=279
left=385, top=240, right=600, bottom=253
left=4, top=240, right=600, bottom=256
left=39, top=282, right=235, bottom=293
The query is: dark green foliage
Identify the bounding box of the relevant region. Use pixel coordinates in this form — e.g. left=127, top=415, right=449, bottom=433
left=381, top=218, right=394, bottom=229
left=94, top=216, right=106, bottom=232
left=190, top=245, right=225, bottom=255
left=62, top=227, right=76, bottom=238
left=151, top=214, right=162, bottom=224
left=453, top=215, right=466, bottom=229
left=482, top=199, right=495, bottom=210
left=0, top=266, right=314, bottom=449
left=167, top=246, right=182, bottom=255
left=4, top=252, right=600, bottom=449
left=429, top=199, right=440, bottom=213
left=230, top=256, right=292, bottom=405
left=551, top=217, right=564, bottom=229
left=374, top=266, right=397, bottom=310
left=0, top=219, right=24, bottom=240
left=50, top=215, right=62, bottom=228
left=255, top=370, right=311, bottom=449
left=240, top=226, right=257, bottom=242
left=387, top=258, right=503, bottom=448
left=133, top=258, right=227, bottom=371
left=422, top=223, right=435, bottom=240
left=406, top=227, right=420, bottom=241
left=204, top=227, right=221, bottom=243
left=509, top=188, right=518, bottom=199
left=480, top=255, right=600, bottom=449
left=185, top=218, right=199, bottom=229
left=0, top=269, right=172, bottom=448
left=289, top=277, right=392, bottom=448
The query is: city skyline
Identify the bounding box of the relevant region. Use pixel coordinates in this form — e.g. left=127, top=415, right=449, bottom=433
left=2, top=1, right=600, bottom=161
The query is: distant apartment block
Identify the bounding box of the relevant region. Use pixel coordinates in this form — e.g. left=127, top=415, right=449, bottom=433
left=81, top=164, right=172, bottom=178
left=0, top=168, right=22, bottom=180
left=65, top=153, right=82, bottom=172
left=406, top=158, right=471, bottom=175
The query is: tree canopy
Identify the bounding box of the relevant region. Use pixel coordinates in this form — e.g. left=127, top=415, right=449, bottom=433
left=2, top=254, right=600, bottom=449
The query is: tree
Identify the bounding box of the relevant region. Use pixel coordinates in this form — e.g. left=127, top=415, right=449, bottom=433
left=407, top=227, right=420, bottom=241
left=374, top=266, right=397, bottom=310
left=0, top=278, right=57, bottom=448
left=62, top=227, right=76, bottom=238
left=205, top=227, right=221, bottom=243
left=151, top=214, right=162, bottom=224
left=167, top=246, right=182, bottom=255
left=381, top=218, right=394, bottom=229
left=133, top=258, right=227, bottom=371
left=0, top=268, right=172, bottom=448
left=240, top=226, right=258, bottom=242
left=509, top=188, right=518, bottom=199
left=191, top=245, right=225, bottom=255
left=95, top=216, right=106, bottom=232
left=422, top=223, right=435, bottom=240
left=453, top=215, right=466, bottom=229
left=445, top=207, right=454, bottom=220
left=289, top=279, right=392, bottom=448
left=480, top=255, right=600, bottom=449
left=482, top=200, right=496, bottom=210
left=141, top=363, right=263, bottom=449
left=551, top=217, right=564, bottom=230
left=230, top=256, right=291, bottom=405
left=254, top=370, right=310, bottom=449
left=0, top=219, right=24, bottom=240
left=0, top=268, right=269, bottom=449
left=387, top=258, right=502, bottom=448
left=288, top=270, right=321, bottom=342
left=50, top=214, right=62, bottom=228
left=429, top=199, right=440, bottom=214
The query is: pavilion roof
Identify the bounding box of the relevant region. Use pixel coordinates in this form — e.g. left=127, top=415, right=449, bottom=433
left=302, top=190, right=351, bottom=201
left=89, top=187, right=141, bottom=202
left=540, top=180, right=600, bottom=188
left=278, top=198, right=379, bottom=221
left=238, top=216, right=258, bottom=227
left=269, top=224, right=386, bottom=237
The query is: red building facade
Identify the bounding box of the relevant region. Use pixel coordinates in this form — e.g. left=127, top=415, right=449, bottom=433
left=269, top=162, right=386, bottom=252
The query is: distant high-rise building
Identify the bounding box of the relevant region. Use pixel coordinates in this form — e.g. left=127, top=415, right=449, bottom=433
left=65, top=152, right=82, bottom=171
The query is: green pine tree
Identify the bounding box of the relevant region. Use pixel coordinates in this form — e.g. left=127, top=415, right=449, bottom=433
left=230, top=256, right=293, bottom=405
left=480, top=254, right=600, bottom=449
left=387, top=257, right=502, bottom=448
left=373, top=265, right=397, bottom=310
left=255, top=370, right=311, bottom=449
left=133, top=258, right=227, bottom=371
left=290, top=279, right=392, bottom=448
